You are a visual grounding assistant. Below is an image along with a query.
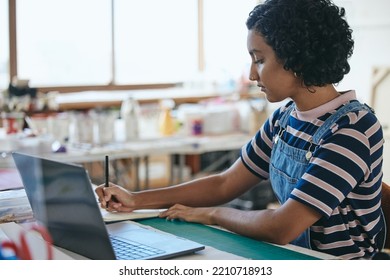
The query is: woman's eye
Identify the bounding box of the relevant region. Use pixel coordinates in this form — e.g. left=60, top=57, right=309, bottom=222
left=255, top=59, right=264, bottom=64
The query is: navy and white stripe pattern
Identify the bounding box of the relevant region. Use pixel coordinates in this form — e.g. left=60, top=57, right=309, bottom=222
left=241, top=98, right=384, bottom=259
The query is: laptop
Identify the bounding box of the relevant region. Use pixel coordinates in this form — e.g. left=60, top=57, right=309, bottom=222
left=11, top=152, right=205, bottom=260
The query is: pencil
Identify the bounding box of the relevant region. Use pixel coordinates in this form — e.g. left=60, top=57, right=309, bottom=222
left=105, top=155, right=109, bottom=188
left=105, top=155, right=109, bottom=209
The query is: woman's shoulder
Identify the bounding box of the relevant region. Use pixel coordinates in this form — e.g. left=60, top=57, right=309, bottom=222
left=333, top=100, right=380, bottom=128
left=321, top=100, right=383, bottom=145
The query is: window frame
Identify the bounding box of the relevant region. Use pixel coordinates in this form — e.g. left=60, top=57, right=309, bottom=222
left=7, top=0, right=205, bottom=93
left=7, top=0, right=259, bottom=95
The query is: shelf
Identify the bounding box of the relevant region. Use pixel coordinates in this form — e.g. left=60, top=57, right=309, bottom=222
left=54, top=87, right=236, bottom=110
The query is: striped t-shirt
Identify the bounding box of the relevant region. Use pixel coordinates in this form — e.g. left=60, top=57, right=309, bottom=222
left=241, top=90, right=385, bottom=259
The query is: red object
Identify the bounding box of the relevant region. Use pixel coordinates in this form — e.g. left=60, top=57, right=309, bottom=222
left=5, top=118, right=18, bottom=133
left=1, top=112, right=25, bottom=134
left=1, top=224, right=53, bottom=260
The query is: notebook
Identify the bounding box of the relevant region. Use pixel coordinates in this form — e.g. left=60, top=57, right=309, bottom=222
left=101, top=208, right=167, bottom=222
left=11, top=152, right=205, bottom=260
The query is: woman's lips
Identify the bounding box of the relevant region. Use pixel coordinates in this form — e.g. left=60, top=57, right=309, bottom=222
left=258, top=85, right=266, bottom=93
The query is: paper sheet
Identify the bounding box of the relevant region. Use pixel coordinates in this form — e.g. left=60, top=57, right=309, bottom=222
left=0, top=168, right=24, bottom=191
left=101, top=209, right=166, bottom=222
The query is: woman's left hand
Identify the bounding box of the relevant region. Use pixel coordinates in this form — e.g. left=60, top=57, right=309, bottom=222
left=159, top=204, right=216, bottom=225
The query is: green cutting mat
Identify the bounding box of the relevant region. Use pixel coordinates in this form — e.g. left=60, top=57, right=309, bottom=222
left=138, top=218, right=319, bottom=260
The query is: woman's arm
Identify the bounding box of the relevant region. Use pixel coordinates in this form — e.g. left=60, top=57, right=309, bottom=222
left=96, top=159, right=262, bottom=211
left=161, top=198, right=322, bottom=245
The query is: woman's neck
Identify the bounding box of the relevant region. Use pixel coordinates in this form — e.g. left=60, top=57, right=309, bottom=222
left=293, top=85, right=340, bottom=111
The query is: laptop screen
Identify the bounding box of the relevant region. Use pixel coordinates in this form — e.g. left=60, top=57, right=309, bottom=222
left=12, top=152, right=116, bottom=260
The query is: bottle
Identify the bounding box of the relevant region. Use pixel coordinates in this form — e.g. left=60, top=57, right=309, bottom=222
left=121, top=97, right=139, bottom=141
left=158, top=99, right=176, bottom=136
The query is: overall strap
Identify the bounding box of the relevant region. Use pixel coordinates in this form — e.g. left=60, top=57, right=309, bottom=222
left=278, top=102, right=295, bottom=129
left=312, top=101, right=373, bottom=145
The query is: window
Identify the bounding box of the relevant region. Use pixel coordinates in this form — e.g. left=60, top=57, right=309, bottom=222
left=114, top=0, right=198, bottom=84
left=10, top=0, right=259, bottom=90
left=0, top=0, right=9, bottom=90
left=203, top=0, right=257, bottom=85
left=16, top=0, right=112, bottom=87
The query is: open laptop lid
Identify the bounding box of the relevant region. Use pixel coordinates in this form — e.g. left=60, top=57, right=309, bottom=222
left=12, top=152, right=116, bottom=260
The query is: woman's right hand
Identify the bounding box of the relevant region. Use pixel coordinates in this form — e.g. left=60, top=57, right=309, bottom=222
left=95, top=182, right=136, bottom=212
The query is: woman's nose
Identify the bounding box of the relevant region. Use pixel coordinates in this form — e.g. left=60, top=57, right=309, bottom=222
left=249, top=64, right=258, bottom=81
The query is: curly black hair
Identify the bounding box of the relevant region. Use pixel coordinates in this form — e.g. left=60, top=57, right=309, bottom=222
left=246, top=0, right=354, bottom=87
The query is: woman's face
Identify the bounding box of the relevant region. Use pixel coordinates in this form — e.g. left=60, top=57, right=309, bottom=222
left=247, top=30, right=300, bottom=103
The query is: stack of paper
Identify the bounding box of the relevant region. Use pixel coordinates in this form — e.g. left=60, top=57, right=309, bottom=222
left=0, top=168, right=24, bottom=191
left=101, top=208, right=166, bottom=222
left=0, top=189, right=33, bottom=223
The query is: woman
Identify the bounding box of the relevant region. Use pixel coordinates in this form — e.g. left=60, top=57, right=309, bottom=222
left=96, top=0, right=385, bottom=259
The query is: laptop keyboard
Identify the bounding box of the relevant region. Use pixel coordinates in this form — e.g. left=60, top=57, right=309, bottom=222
left=110, top=236, right=166, bottom=260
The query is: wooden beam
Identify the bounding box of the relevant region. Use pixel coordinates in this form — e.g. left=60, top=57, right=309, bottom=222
left=8, top=0, right=17, bottom=80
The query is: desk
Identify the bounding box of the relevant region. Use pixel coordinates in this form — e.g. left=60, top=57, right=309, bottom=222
left=0, top=187, right=334, bottom=260
left=138, top=218, right=335, bottom=260
left=0, top=132, right=336, bottom=260
left=1, top=132, right=251, bottom=190
left=0, top=218, right=335, bottom=260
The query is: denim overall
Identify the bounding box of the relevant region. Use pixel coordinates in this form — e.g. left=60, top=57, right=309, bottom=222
left=269, top=101, right=374, bottom=248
